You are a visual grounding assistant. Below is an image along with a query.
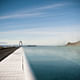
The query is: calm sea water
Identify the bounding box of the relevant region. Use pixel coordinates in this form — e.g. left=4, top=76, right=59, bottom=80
left=23, top=46, right=80, bottom=80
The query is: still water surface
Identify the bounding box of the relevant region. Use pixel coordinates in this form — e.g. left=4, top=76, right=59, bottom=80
left=23, top=46, right=80, bottom=80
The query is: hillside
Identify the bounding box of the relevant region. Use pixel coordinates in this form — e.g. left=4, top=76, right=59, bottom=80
left=66, top=41, right=80, bottom=46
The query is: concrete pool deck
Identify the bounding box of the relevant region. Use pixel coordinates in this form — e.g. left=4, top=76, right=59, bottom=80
left=0, top=47, right=35, bottom=80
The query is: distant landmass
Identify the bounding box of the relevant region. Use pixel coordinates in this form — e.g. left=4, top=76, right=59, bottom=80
left=66, top=41, right=80, bottom=46
left=23, top=45, right=37, bottom=47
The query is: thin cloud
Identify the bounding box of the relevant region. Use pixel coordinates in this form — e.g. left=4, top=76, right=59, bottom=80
left=37, top=3, right=65, bottom=10
left=0, top=3, right=66, bottom=19
left=0, top=24, right=80, bottom=45
left=0, top=28, right=80, bottom=45
left=0, top=12, right=44, bottom=19
left=24, top=3, right=66, bottom=13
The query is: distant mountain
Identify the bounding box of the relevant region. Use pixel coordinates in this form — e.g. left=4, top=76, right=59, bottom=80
left=66, top=41, right=80, bottom=46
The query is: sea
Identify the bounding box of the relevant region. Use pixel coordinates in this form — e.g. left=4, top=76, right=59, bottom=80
left=23, top=46, right=80, bottom=80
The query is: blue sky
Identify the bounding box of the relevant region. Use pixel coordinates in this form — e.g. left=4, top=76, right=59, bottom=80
left=0, top=0, right=80, bottom=45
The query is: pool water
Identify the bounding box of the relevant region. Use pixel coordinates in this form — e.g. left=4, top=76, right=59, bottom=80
left=23, top=46, right=80, bottom=80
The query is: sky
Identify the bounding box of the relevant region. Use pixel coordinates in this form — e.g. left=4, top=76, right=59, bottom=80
left=0, top=0, right=80, bottom=45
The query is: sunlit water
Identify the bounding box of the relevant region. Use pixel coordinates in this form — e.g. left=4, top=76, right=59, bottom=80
left=23, top=46, right=80, bottom=80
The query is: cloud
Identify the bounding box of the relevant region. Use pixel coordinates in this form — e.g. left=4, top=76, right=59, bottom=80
left=0, top=26, right=80, bottom=45
left=37, top=3, right=65, bottom=10
left=0, top=3, right=66, bottom=19
left=24, top=3, right=66, bottom=13
left=0, top=12, right=44, bottom=19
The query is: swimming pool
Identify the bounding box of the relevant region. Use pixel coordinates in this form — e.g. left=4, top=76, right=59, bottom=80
left=23, top=46, right=80, bottom=80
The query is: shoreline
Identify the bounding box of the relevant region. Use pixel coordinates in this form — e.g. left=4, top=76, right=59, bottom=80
left=0, top=47, right=19, bottom=61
